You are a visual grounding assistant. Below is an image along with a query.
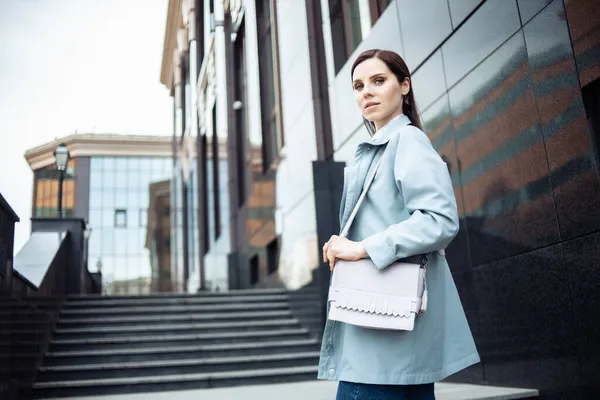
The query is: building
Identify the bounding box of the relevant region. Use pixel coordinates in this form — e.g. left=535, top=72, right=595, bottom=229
left=161, top=0, right=600, bottom=396
left=24, top=133, right=176, bottom=295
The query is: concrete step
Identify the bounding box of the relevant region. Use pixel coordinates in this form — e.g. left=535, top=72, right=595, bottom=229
left=63, top=294, right=291, bottom=308
left=59, top=302, right=290, bottom=317
left=37, top=351, right=320, bottom=382
left=52, top=319, right=304, bottom=340
left=48, top=328, right=312, bottom=351
left=55, top=310, right=294, bottom=328
left=64, top=289, right=289, bottom=301
left=43, top=338, right=321, bottom=366
left=32, top=380, right=540, bottom=400
left=32, top=365, right=319, bottom=399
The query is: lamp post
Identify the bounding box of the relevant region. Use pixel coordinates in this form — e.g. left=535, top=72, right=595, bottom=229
left=53, top=143, right=70, bottom=218
left=83, top=222, right=92, bottom=269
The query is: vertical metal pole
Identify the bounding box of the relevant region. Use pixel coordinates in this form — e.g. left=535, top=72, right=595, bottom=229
left=57, top=170, right=64, bottom=218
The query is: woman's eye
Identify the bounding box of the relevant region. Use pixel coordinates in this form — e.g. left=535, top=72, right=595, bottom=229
left=374, top=78, right=384, bottom=84
left=354, top=83, right=363, bottom=91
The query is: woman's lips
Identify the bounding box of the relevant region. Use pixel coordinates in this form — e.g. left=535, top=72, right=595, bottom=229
left=365, top=103, right=379, bottom=110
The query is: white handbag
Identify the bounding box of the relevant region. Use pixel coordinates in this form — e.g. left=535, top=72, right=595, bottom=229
left=328, top=153, right=440, bottom=331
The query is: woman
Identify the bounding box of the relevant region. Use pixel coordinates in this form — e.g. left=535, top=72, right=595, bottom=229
left=319, top=49, right=480, bottom=399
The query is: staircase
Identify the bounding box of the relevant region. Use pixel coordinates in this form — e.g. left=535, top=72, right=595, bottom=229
left=32, top=289, right=322, bottom=399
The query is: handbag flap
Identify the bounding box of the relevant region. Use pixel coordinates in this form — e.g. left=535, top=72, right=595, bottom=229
left=331, top=259, right=422, bottom=296
left=329, top=286, right=422, bottom=317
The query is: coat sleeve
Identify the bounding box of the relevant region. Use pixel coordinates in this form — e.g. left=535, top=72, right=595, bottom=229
left=361, top=126, right=459, bottom=270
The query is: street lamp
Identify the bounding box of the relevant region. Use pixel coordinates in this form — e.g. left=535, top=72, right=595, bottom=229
left=53, top=143, right=70, bottom=218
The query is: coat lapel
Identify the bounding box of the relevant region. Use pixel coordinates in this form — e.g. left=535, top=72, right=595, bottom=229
left=339, top=115, right=412, bottom=232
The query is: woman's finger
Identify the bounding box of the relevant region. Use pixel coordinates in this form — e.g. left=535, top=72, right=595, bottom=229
left=330, top=253, right=336, bottom=271
left=322, top=242, right=329, bottom=262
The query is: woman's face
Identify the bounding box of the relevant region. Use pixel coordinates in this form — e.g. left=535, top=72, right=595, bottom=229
left=352, top=57, right=410, bottom=131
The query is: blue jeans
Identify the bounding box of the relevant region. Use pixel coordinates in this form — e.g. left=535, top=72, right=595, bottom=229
left=336, top=381, right=435, bottom=400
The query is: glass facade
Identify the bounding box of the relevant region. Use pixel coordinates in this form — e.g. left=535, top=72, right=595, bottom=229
left=87, top=156, right=172, bottom=295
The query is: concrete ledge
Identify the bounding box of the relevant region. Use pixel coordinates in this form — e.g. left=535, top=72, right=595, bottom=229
left=36, top=380, right=539, bottom=400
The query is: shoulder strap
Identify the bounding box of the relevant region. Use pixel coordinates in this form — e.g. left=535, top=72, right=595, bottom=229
left=340, top=151, right=385, bottom=238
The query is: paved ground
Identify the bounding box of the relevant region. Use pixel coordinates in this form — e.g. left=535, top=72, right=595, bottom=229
left=45, top=381, right=539, bottom=400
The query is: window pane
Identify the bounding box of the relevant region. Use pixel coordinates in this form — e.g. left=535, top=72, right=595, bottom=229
left=115, top=229, right=127, bottom=254
left=115, top=171, right=127, bottom=188
left=90, top=157, right=103, bottom=171
left=139, top=189, right=149, bottom=208
left=447, top=0, right=483, bottom=28
left=102, top=229, right=114, bottom=253
left=128, top=156, right=140, bottom=171
left=89, top=190, right=102, bottom=208
left=518, top=0, right=553, bottom=25
left=102, top=209, right=113, bottom=227
left=90, top=171, right=102, bottom=191
left=347, top=0, right=362, bottom=55
left=115, top=189, right=127, bottom=208
left=104, top=157, right=116, bottom=171
left=115, top=210, right=127, bottom=227
left=397, top=0, right=452, bottom=69
left=127, top=207, right=138, bottom=227
left=442, top=0, right=521, bottom=88
left=103, top=189, right=115, bottom=209
left=127, top=190, right=139, bottom=208
left=89, top=210, right=102, bottom=228
left=104, top=171, right=115, bottom=188
left=115, top=157, right=127, bottom=171
left=412, top=50, right=446, bottom=111
left=140, top=157, right=152, bottom=172
left=139, top=208, right=148, bottom=227
left=88, top=227, right=102, bottom=256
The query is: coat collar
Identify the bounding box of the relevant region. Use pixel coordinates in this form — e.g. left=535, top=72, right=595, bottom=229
left=340, top=115, right=411, bottom=231
left=359, top=114, right=412, bottom=147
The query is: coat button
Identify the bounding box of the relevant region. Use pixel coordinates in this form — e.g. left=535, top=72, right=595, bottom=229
left=329, top=368, right=335, bottom=375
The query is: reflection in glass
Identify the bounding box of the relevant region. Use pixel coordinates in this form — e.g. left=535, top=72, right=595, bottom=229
left=422, top=95, right=470, bottom=271
left=397, top=0, right=452, bottom=70
left=449, top=31, right=560, bottom=265
left=524, top=0, right=600, bottom=239
left=443, top=0, right=521, bottom=88
left=412, top=50, right=446, bottom=112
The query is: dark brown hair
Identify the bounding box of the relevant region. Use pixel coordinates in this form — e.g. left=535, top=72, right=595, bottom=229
left=351, top=49, right=422, bottom=135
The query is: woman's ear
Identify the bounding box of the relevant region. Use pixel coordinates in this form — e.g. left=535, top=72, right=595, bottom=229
left=401, top=77, right=411, bottom=96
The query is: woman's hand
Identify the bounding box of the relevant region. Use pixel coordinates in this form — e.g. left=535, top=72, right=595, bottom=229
left=322, top=235, right=368, bottom=271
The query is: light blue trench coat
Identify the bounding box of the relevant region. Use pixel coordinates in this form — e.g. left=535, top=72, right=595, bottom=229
left=317, top=114, right=480, bottom=385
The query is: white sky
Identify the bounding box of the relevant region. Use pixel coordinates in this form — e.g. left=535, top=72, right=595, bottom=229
left=0, top=0, right=173, bottom=253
